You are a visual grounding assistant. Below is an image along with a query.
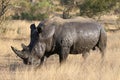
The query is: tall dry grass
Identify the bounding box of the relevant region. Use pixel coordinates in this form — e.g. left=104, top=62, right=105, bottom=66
left=0, top=20, right=120, bottom=80
left=0, top=20, right=39, bottom=39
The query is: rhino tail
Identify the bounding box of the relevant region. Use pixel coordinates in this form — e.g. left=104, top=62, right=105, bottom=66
left=98, top=26, right=107, bottom=58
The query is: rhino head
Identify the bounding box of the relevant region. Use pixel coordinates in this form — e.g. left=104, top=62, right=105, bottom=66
left=11, top=23, right=47, bottom=66
left=11, top=43, right=42, bottom=66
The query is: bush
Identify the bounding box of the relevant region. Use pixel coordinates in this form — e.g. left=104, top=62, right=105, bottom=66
left=12, top=0, right=53, bottom=20
left=79, top=0, right=118, bottom=17
left=60, top=0, right=74, bottom=5
left=0, top=0, right=10, bottom=24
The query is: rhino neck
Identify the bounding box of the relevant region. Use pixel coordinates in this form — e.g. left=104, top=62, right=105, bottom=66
left=43, top=36, right=55, bottom=52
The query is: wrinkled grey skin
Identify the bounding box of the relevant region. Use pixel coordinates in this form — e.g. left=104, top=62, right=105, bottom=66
left=11, top=17, right=107, bottom=66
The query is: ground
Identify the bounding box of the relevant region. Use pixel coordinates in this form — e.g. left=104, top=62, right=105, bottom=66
left=0, top=18, right=120, bottom=80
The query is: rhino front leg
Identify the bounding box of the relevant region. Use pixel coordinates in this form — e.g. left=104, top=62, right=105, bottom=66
left=35, top=56, right=45, bottom=69
left=40, top=56, right=45, bottom=65
left=82, top=52, right=89, bottom=60
left=59, top=47, right=70, bottom=64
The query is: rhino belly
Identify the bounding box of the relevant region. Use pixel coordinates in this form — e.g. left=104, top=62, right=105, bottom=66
left=70, top=31, right=100, bottom=54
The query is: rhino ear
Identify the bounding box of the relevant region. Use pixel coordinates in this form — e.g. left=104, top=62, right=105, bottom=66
left=37, top=22, right=44, bottom=33
left=30, top=24, right=36, bottom=34
left=37, top=26, right=42, bottom=33
left=21, top=43, right=28, bottom=50
left=30, top=24, right=36, bottom=30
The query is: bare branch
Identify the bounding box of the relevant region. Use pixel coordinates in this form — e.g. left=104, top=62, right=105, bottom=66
left=0, top=0, right=10, bottom=24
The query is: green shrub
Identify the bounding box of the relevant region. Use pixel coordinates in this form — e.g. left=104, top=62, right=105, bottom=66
left=12, top=0, right=53, bottom=20
left=79, top=0, right=118, bottom=17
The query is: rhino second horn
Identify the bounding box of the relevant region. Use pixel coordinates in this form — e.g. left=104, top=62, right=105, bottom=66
left=21, top=43, right=28, bottom=49
left=11, top=46, right=25, bottom=58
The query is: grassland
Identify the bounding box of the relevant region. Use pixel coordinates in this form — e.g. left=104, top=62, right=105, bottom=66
left=0, top=19, right=120, bottom=80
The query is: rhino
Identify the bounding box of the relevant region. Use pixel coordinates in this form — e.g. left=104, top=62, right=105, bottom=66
left=11, top=17, right=107, bottom=66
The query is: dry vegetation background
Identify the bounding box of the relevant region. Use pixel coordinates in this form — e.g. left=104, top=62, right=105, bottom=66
left=0, top=0, right=120, bottom=80
left=0, top=16, right=120, bottom=80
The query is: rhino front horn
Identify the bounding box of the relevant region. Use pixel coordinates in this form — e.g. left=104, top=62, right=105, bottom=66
left=11, top=46, right=25, bottom=58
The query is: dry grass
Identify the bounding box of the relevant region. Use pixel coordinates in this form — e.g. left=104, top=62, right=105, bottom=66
left=0, top=20, right=120, bottom=80
left=0, top=20, right=39, bottom=39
